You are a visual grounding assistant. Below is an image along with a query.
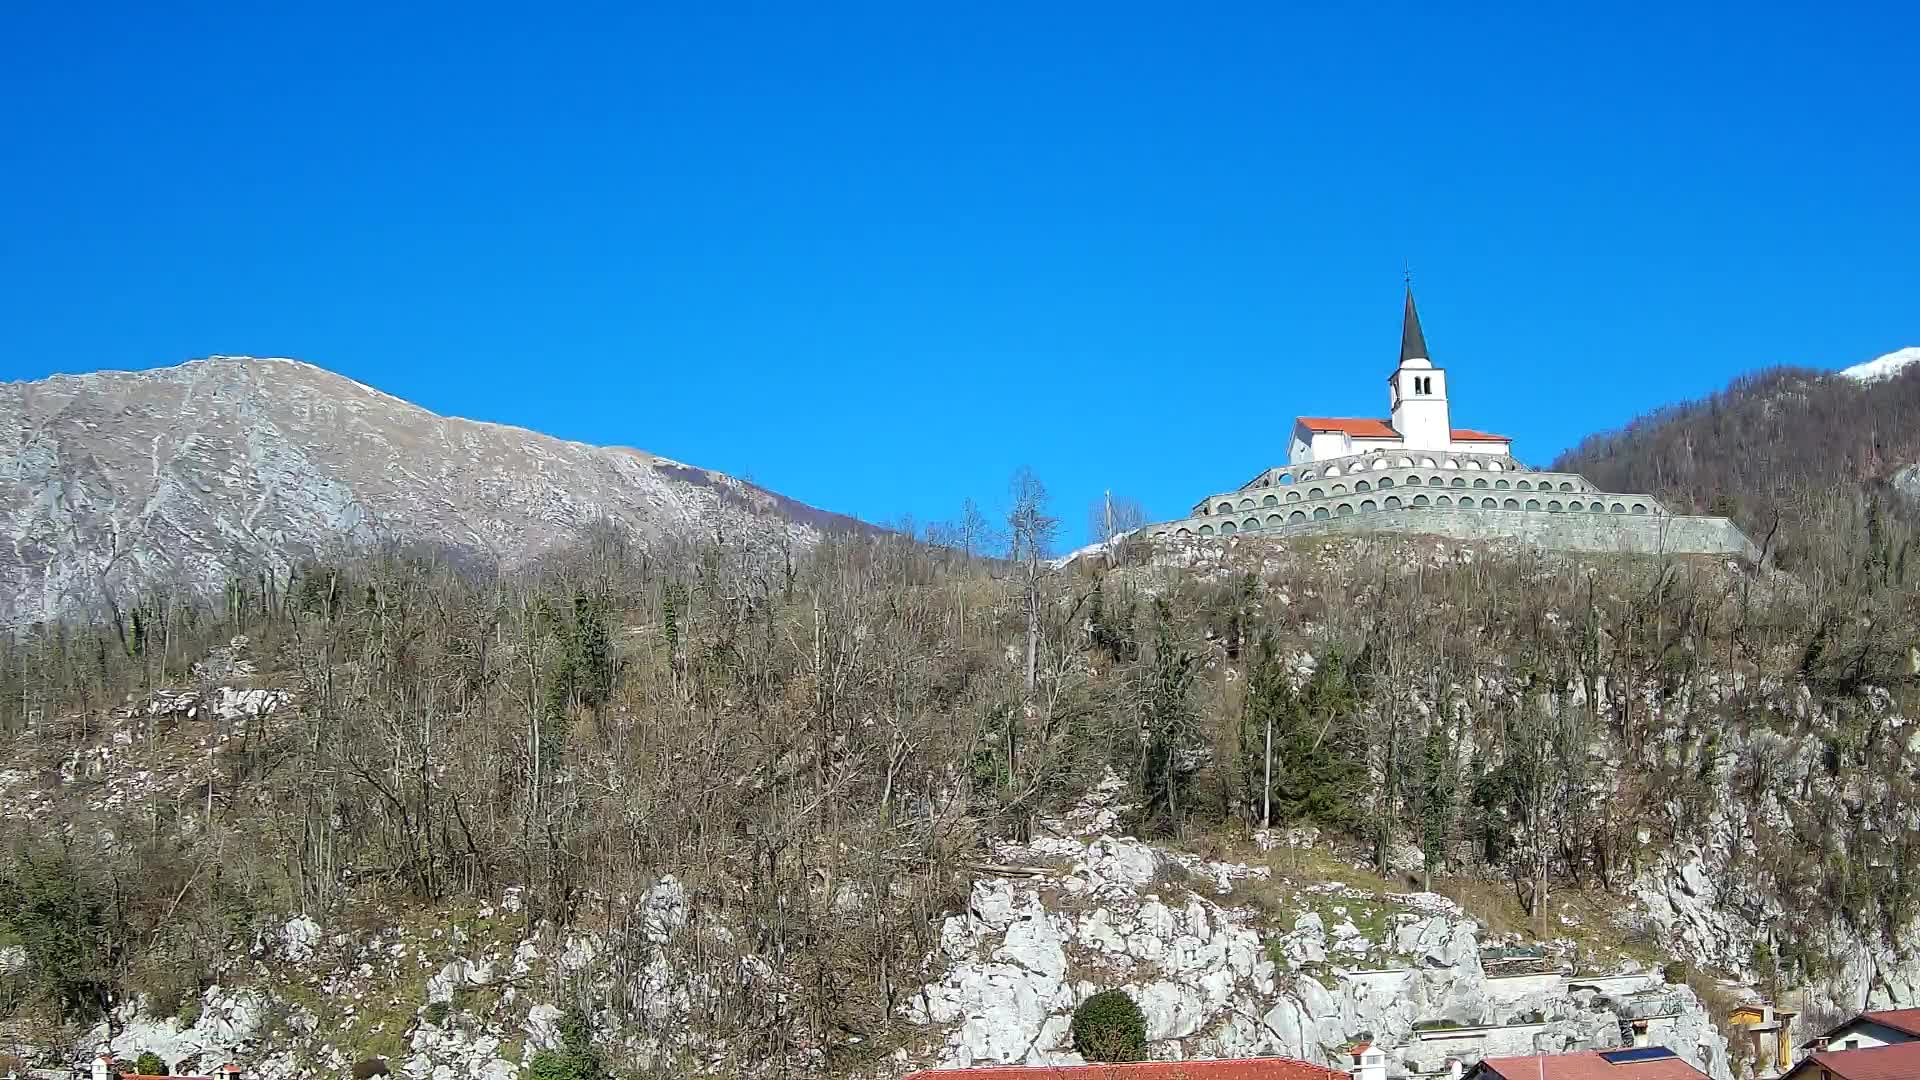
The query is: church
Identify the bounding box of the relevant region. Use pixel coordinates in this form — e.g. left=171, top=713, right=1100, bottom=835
left=1141, top=288, right=1758, bottom=559
left=1289, top=290, right=1512, bottom=464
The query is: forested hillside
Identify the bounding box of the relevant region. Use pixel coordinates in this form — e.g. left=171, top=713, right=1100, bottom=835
left=1554, top=361, right=1920, bottom=564
left=2, top=454, right=1919, bottom=1075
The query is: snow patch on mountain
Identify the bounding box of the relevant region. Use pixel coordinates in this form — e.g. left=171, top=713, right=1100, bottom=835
left=1839, top=347, right=1920, bottom=383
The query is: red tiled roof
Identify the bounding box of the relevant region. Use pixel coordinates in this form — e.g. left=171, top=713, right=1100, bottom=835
left=1297, top=417, right=1399, bottom=438
left=1477, top=1051, right=1706, bottom=1080
left=902, top=1058, right=1342, bottom=1080
left=1863, top=1009, right=1920, bottom=1037
left=1450, top=428, right=1510, bottom=442
left=1785, top=1041, right=1920, bottom=1080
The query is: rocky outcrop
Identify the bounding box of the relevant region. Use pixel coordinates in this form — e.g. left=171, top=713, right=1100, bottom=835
left=903, top=781, right=1728, bottom=1079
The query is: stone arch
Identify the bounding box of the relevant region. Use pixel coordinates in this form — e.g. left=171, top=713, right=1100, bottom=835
left=1177, top=528, right=1193, bottom=538
left=1525, top=498, right=1541, bottom=510
left=1420, top=456, right=1437, bottom=468
left=1220, top=521, right=1236, bottom=535
left=1243, top=517, right=1261, bottom=531
left=1610, top=502, right=1626, bottom=514
left=1355, top=480, right=1372, bottom=492
left=1288, top=510, right=1308, bottom=524
left=1466, top=459, right=1482, bottom=470
left=1337, top=502, right=1355, bottom=516
left=1216, top=501, right=1233, bottom=514
left=1503, top=498, right=1520, bottom=510
left=1239, top=498, right=1255, bottom=510
left=1631, top=503, right=1648, bottom=515
left=1277, top=472, right=1293, bottom=485
left=1263, top=493, right=1279, bottom=506
left=1360, top=499, right=1377, bottom=512
left=1481, top=497, right=1498, bottom=509
left=1405, top=475, right=1421, bottom=486
left=1287, top=491, right=1302, bottom=502
left=1332, top=483, right=1348, bottom=494
left=1472, top=478, right=1489, bottom=489
left=1495, top=479, right=1510, bottom=490
left=1379, top=476, right=1394, bottom=488
left=1384, top=496, right=1402, bottom=509
left=1394, top=456, right=1413, bottom=467
left=1431, top=475, right=1446, bottom=486
left=1266, top=514, right=1285, bottom=527
left=1372, top=458, right=1390, bottom=471
left=1436, top=495, right=1453, bottom=507
left=1412, top=494, right=1430, bottom=506
left=1560, top=482, right=1575, bottom=492
left=1518, top=480, right=1532, bottom=490
left=1312, top=507, right=1330, bottom=520
left=1325, top=464, right=1342, bottom=477
left=1309, top=488, right=1325, bottom=499
left=1547, top=500, right=1563, bottom=511
left=1451, top=477, right=1467, bottom=488
left=1444, top=458, right=1460, bottom=469
left=1199, top=524, right=1215, bottom=536
left=1301, top=471, right=1316, bottom=482
left=1488, top=460, right=1504, bottom=472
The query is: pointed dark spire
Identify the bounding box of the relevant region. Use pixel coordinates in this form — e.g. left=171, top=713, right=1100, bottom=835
left=1399, top=285, right=1430, bottom=364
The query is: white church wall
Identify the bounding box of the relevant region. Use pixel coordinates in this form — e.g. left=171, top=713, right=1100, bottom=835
left=1308, top=431, right=1353, bottom=461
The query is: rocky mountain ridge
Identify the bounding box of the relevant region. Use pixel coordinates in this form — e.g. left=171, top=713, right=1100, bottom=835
left=0, top=356, right=870, bottom=626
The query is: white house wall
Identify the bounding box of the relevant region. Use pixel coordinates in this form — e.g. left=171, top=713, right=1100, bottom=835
left=1822, top=1020, right=1915, bottom=1050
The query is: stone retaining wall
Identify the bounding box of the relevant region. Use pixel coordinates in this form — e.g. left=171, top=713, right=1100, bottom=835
left=1156, top=508, right=1758, bottom=560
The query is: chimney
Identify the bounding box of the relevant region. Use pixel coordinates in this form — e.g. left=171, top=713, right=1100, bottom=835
left=1349, top=1043, right=1388, bottom=1080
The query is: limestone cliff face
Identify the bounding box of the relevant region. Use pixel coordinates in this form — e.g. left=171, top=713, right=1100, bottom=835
left=906, top=797, right=1728, bottom=1080
left=0, top=356, right=868, bottom=624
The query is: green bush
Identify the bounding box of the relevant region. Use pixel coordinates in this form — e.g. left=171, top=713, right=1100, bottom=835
left=527, top=1006, right=606, bottom=1080
left=527, top=1049, right=601, bottom=1080
left=135, top=1051, right=167, bottom=1075
left=1071, top=989, right=1147, bottom=1062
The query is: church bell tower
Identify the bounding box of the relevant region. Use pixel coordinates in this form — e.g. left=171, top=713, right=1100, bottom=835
left=1388, top=286, right=1452, bottom=451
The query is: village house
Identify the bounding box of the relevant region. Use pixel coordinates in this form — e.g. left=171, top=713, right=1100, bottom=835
left=1767, top=1009, right=1920, bottom=1080
left=1778, top=1039, right=1920, bottom=1080
left=1804, top=1010, right=1920, bottom=1053
left=1464, top=1048, right=1709, bottom=1080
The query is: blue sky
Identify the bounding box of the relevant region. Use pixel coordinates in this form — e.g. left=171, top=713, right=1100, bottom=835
left=4, top=3, right=1916, bottom=546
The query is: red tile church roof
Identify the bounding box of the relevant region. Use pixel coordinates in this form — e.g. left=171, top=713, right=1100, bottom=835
left=902, top=1058, right=1342, bottom=1080
left=1294, top=417, right=1510, bottom=444
left=1297, top=417, right=1399, bottom=437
